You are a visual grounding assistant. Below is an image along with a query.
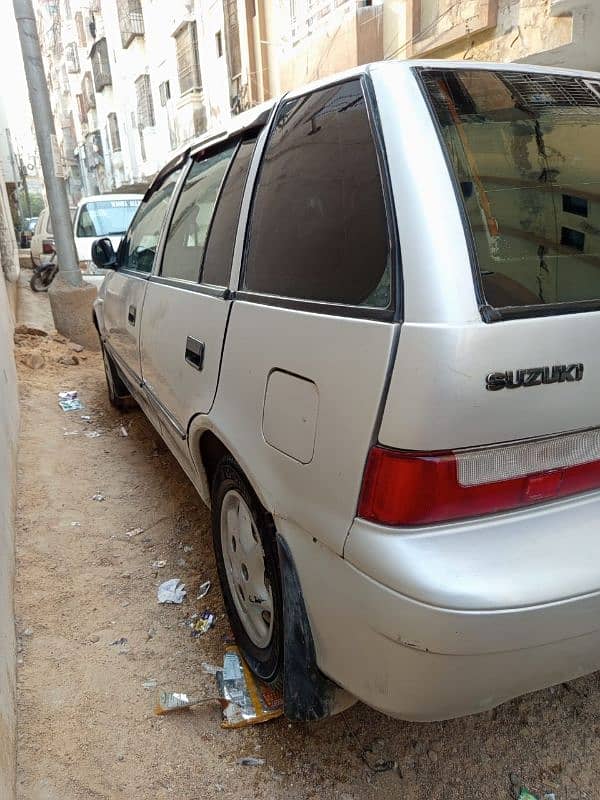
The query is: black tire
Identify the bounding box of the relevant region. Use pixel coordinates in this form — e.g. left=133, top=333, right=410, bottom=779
left=30, top=270, right=52, bottom=292
left=100, top=341, right=131, bottom=410
left=211, top=456, right=283, bottom=685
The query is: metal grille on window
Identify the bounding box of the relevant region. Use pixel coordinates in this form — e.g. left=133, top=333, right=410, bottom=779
left=108, top=113, right=121, bottom=152
left=117, top=0, right=145, bottom=48
left=65, top=42, right=80, bottom=73
left=135, top=74, right=155, bottom=128
left=91, top=37, right=112, bottom=91
left=159, top=80, right=171, bottom=107
left=82, top=72, right=96, bottom=112
left=175, top=22, right=202, bottom=95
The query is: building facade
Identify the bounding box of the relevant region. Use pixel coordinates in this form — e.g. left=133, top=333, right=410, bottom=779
left=35, top=0, right=600, bottom=200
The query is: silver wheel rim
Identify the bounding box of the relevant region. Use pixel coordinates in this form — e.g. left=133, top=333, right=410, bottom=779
left=220, top=489, right=274, bottom=649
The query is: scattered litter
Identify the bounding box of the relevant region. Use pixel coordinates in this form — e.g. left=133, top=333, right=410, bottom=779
left=63, top=430, right=79, bottom=436
left=152, top=560, right=167, bottom=569
left=154, top=690, right=217, bottom=715
left=518, top=792, right=539, bottom=800
left=190, top=610, right=215, bottom=637
left=70, top=521, right=81, bottom=527
left=84, top=431, right=102, bottom=438
left=119, top=426, right=128, bottom=437
left=142, top=679, right=158, bottom=690
left=201, top=662, right=220, bottom=676
left=217, top=645, right=283, bottom=728
left=183, top=545, right=193, bottom=553
left=157, top=578, right=186, bottom=604
left=58, top=391, right=83, bottom=412
left=92, top=493, right=105, bottom=502
left=544, top=794, right=556, bottom=800
left=110, top=637, right=128, bottom=646
left=197, top=580, right=211, bottom=599
left=237, top=757, right=266, bottom=767
left=126, top=527, right=144, bottom=538
left=177, top=558, right=187, bottom=568
left=81, top=415, right=92, bottom=422
left=23, top=628, right=33, bottom=637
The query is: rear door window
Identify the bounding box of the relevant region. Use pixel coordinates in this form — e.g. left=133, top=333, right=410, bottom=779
left=420, top=68, right=600, bottom=315
left=161, top=145, right=236, bottom=283
left=243, top=79, right=391, bottom=310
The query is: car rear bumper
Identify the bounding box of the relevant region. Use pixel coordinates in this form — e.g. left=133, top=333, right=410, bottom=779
left=278, top=496, right=600, bottom=720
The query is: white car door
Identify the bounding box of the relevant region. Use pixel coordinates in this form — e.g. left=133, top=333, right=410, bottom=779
left=101, top=166, right=184, bottom=383
left=140, top=135, right=259, bottom=456
left=213, top=78, right=398, bottom=555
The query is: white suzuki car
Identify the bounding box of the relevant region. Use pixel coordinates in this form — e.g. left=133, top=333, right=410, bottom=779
left=93, top=60, right=600, bottom=721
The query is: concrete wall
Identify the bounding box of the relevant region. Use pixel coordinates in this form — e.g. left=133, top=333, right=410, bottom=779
left=0, top=251, right=19, bottom=800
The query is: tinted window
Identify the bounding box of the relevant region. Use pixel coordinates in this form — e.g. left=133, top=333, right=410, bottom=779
left=421, top=68, right=600, bottom=310
left=162, top=146, right=235, bottom=282
left=76, top=199, right=140, bottom=237
left=201, top=136, right=257, bottom=286
left=244, top=80, right=390, bottom=307
left=120, top=169, right=181, bottom=273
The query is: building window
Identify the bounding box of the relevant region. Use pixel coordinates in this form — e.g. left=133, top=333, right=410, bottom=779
left=90, top=37, right=112, bottom=91
left=63, top=0, right=72, bottom=19
left=174, top=21, right=202, bottom=95
left=407, top=0, right=498, bottom=58
left=65, top=42, right=80, bottom=73
left=135, top=74, right=155, bottom=128
left=108, top=112, right=121, bottom=152
left=82, top=72, right=96, bottom=112
left=76, top=93, right=87, bottom=124
left=117, top=0, right=145, bottom=48
left=215, top=30, right=223, bottom=57
left=159, top=80, right=171, bottom=106
left=75, top=11, right=87, bottom=47
left=223, top=0, right=241, bottom=79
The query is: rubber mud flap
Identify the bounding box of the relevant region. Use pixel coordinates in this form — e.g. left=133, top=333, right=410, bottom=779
left=276, top=533, right=338, bottom=721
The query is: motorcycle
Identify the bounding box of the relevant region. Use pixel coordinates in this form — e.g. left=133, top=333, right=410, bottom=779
left=30, top=247, right=58, bottom=292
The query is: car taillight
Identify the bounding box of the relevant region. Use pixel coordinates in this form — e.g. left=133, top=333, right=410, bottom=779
left=358, top=428, right=600, bottom=525
left=42, top=240, right=55, bottom=254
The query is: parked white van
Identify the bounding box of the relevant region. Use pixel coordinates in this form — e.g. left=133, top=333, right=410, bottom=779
left=73, top=194, right=142, bottom=272
left=92, top=61, right=600, bottom=721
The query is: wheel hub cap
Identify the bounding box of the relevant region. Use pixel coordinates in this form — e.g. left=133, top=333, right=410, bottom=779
left=220, top=490, right=274, bottom=648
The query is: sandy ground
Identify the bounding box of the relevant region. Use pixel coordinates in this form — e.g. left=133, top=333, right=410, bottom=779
left=14, top=276, right=600, bottom=800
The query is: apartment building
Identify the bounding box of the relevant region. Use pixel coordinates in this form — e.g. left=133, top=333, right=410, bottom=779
left=35, top=0, right=600, bottom=200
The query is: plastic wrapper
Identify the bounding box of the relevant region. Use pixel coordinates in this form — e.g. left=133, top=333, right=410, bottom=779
left=217, top=645, right=283, bottom=728
left=157, top=578, right=186, bottom=604
left=154, top=690, right=217, bottom=715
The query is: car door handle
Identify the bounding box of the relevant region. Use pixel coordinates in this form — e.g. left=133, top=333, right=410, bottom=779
left=128, top=305, right=136, bottom=326
left=185, top=336, right=205, bottom=371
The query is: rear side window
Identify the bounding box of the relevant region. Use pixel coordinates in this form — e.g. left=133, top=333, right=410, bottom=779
left=120, top=169, right=181, bottom=273
left=244, top=80, right=391, bottom=308
left=420, top=68, right=600, bottom=314
left=201, top=136, right=257, bottom=286
left=161, top=146, right=236, bottom=283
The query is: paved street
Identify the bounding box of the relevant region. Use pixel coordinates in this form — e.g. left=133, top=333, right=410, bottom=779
left=14, top=281, right=600, bottom=800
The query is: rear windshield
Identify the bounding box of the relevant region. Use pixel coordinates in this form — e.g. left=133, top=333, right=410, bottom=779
left=76, top=199, right=140, bottom=238
left=420, top=68, right=600, bottom=315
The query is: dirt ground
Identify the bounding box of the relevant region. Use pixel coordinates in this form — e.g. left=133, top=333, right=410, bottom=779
left=14, top=277, right=600, bottom=800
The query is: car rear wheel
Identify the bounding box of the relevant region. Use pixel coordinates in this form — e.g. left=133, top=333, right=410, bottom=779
left=211, top=456, right=283, bottom=685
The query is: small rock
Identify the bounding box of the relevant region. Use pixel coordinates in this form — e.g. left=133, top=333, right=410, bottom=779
left=51, top=333, right=68, bottom=343
left=58, top=354, right=79, bottom=366
left=69, top=342, right=84, bottom=352
left=15, top=324, right=47, bottom=337
left=116, top=754, right=125, bottom=762
left=23, top=352, right=45, bottom=370
left=238, top=757, right=265, bottom=767
left=428, top=750, right=438, bottom=763
left=88, top=634, right=100, bottom=643
left=23, top=628, right=33, bottom=637
left=120, top=572, right=131, bottom=579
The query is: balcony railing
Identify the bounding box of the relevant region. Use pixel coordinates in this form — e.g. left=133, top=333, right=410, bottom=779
left=117, top=0, right=145, bottom=48
left=90, top=38, right=112, bottom=91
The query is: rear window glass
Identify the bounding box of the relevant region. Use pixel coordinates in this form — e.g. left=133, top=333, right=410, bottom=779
left=420, top=68, right=600, bottom=311
left=76, top=198, right=140, bottom=238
